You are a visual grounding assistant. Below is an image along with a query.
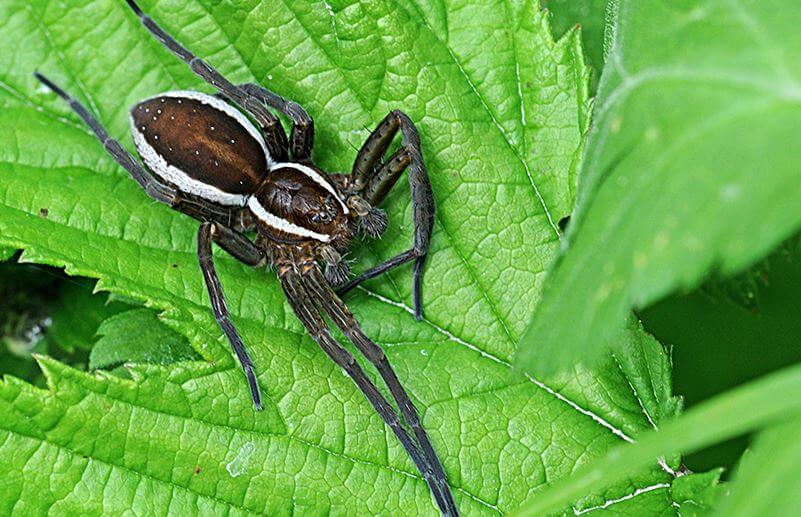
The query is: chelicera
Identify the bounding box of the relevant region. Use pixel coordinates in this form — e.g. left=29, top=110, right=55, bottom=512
left=35, top=1, right=456, bottom=514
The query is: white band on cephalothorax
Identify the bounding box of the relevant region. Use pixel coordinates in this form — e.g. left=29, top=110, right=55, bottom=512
left=151, top=91, right=275, bottom=167
left=247, top=197, right=331, bottom=242
left=131, top=116, right=250, bottom=206
left=272, top=162, right=349, bottom=214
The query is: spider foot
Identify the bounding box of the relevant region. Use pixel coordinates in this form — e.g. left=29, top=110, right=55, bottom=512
left=360, top=206, right=387, bottom=238
left=325, top=261, right=350, bottom=286
left=321, top=245, right=350, bottom=286
left=347, top=195, right=387, bottom=239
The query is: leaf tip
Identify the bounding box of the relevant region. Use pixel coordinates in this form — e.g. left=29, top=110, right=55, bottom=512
left=31, top=353, right=67, bottom=391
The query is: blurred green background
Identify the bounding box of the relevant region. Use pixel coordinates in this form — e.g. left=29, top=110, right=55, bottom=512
left=641, top=242, right=801, bottom=475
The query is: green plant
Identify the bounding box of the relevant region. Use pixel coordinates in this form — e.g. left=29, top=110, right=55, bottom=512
left=1, top=0, right=798, bottom=514
left=515, top=0, right=801, bottom=513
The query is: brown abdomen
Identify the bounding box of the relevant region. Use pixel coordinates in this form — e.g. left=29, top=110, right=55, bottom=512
left=130, top=92, right=270, bottom=204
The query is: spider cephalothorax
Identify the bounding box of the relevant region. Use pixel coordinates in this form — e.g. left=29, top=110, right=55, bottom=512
left=35, top=0, right=453, bottom=514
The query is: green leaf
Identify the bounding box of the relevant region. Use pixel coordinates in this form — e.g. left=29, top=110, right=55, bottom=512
left=713, top=418, right=801, bottom=516
left=671, top=470, right=724, bottom=516
left=518, top=0, right=801, bottom=376
left=512, top=362, right=801, bottom=515
left=0, top=246, right=15, bottom=261
left=90, top=308, right=200, bottom=370
left=541, top=0, right=607, bottom=72
left=0, top=0, right=685, bottom=513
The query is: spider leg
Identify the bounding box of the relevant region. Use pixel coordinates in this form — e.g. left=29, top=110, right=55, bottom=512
left=124, top=0, right=289, bottom=162
left=274, top=250, right=454, bottom=516
left=236, top=83, right=314, bottom=162
left=202, top=221, right=266, bottom=267
left=362, top=147, right=412, bottom=205
left=34, top=72, right=176, bottom=205
left=337, top=147, right=417, bottom=294
left=198, top=222, right=265, bottom=410
left=172, top=194, right=259, bottom=233
left=171, top=198, right=246, bottom=227
left=337, top=249, right=417, bottom=295
left=344, top=110, right=435, bottom=320
left=303, top=263, right=457, bottom=516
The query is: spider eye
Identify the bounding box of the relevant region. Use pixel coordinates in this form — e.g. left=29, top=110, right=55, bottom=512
left=312, top=211, right=332, bottom=224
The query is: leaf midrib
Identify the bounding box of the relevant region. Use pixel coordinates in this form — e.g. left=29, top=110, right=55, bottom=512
left=358, top=286, right=641, bottom=444
left=402, top=0, right=562, bottom=238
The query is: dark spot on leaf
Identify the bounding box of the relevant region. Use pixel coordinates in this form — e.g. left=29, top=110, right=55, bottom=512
left=39, top=208, right=49, bottom=218
left=171, top=264, right=179, bottom=268
left=194, top=466, right=202, bottom=475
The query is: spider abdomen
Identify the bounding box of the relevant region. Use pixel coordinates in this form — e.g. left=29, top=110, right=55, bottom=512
left=130, top=91, right=271, bottom=206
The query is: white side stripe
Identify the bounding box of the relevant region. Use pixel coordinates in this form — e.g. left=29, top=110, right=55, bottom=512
left=247, top=197, right=331, bottom=242
left=272, top=162, right=349, bottom=214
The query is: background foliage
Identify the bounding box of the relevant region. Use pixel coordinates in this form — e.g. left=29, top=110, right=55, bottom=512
left=518, top=0, right=801, bottom=375
left=1, top=0, right=800, bottom=514
left=516, top=0, right=801, bottom=514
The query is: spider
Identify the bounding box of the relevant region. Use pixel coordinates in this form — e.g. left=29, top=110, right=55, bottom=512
left=34, top=1, right=457, bottom=514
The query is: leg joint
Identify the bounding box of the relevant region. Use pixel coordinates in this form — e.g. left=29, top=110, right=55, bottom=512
left=349, top=330, right=386, bottom=362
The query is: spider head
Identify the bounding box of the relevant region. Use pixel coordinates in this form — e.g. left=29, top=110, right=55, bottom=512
left=247, top=163, right=356, bottom=249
